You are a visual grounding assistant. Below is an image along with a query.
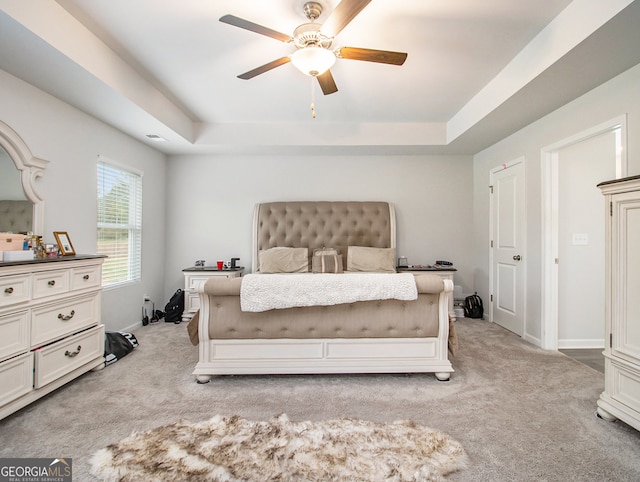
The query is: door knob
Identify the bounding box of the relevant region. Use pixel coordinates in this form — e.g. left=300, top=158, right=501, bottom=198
left=513, top=255, right=522, bottom=261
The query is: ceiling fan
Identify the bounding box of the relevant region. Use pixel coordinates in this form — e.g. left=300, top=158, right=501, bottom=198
left=220, top=0, right=408, bottom=95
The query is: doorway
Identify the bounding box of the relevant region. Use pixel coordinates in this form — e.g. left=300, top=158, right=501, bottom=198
left=541, top=116, right=627, bottom=350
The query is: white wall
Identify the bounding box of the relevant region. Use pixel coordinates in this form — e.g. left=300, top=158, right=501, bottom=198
left=0, top=69, right=168, bottom=332
left=164, top=154, right=474, bottom=296
left=473, top=62, right=640, bottom=346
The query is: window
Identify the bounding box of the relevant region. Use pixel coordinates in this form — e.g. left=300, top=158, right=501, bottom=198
left=97, top=158, right=142, bottom=287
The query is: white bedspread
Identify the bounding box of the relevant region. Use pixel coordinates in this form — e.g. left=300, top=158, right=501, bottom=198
left=240, top=272, right=418, bottom=312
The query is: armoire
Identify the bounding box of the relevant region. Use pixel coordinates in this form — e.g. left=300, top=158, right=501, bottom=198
left=596, top=175, right=640, bottom=431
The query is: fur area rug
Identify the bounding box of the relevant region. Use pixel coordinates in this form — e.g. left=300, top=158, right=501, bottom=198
left=91, top=414, right=467, bottom=481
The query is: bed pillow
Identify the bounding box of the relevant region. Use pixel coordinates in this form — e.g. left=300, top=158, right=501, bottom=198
left=312, top=247, right=344, bottom=274
left=259, top=247, right=309, bottom=273
left=346, top=246, right=396, bottom=273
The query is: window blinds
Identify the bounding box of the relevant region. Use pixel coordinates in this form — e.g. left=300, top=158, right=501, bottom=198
left=97, top=159, right=142, bottom=287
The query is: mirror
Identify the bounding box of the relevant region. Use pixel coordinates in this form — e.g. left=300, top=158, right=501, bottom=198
left=0, top=121, right=48, bottom=235
left=0, top=145, right=31, bottom=232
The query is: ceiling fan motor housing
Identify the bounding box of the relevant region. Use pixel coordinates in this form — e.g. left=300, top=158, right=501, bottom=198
left=293, top=23, right=333, bottom=49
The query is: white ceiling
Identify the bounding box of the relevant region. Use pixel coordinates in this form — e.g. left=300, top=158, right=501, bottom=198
left=0, top=0, right=639, bottom=155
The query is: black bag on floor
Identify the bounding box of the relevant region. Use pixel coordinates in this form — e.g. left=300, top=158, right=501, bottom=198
left=463, top=292, right=484, bottom=319
left=104, top=331, right=139, bottom=366
left=164, top=289, right=185, bottom=324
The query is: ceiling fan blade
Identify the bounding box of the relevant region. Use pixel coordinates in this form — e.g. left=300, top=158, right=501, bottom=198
left=237, top=57, right=291, bottom=80
left=321, top=0, right=372, bottom=38
left=220, top=15, right=292, bottom=43
left=317, top=70, right=338, bottom=95
left=338, top=47, right=407, bottom=66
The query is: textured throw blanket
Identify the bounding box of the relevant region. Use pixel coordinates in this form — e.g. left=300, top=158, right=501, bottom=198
left=240, top=273, right=418, bottom=312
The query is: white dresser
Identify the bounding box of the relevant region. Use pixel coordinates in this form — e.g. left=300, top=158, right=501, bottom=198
left=596, top=175, right=640, bottom=431
left=0, top=255, right=105, bottom=420
left=181, top=266, right=244, bottom=322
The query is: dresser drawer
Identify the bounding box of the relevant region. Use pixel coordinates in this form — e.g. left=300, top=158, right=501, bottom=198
left=0, top=310, right=29, bottom=362
left=0, top=274, right=30, bottom=308
left=31, top=293, right=100, bottom=347
left=0, top=352, right=33, bottom=406
left=186, top=274, right=210, bottom=290
left=33, top=269, right=70, bottom=299
left=186, top=290, right=200, bottom=312
left=34, top=324, right=104, bottom=388
left=185, top=273, right=237, bottom=290
left=70, top=264, right=101, bottom=291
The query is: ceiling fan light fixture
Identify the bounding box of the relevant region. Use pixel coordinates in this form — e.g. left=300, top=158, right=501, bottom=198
left=290, top=46, right=336, bottom=77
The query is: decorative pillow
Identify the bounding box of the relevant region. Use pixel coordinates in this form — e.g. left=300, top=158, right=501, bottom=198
left=346, top=246, right=396, bottom=273
left=312, top=247, right=343, bottom=274
left=259, top=247, right=309, bottom=273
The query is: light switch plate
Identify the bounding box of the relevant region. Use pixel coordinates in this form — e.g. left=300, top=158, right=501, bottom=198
left=572, top=233, right=589, bottom=245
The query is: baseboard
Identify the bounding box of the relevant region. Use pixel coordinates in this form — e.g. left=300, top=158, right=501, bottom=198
left=119, top=320, right=144, bottom=333
left=558, top=338, right=604, bottom=349
left=523, top=332, right=542, bottom=348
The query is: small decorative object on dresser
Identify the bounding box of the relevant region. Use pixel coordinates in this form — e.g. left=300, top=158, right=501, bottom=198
left=53, top=231, right=75, bottom=256
left=596, top=175, right=640, bottom=431
left=0, top=255, right=106, bottom=420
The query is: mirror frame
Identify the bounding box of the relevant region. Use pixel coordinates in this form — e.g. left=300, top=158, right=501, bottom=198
left=0, top=120, right=49, bottom=235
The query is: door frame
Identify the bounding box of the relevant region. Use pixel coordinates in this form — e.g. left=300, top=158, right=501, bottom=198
left=489, top=157, right=526, bottom=335
left=540, top=115, right=628, bottom=350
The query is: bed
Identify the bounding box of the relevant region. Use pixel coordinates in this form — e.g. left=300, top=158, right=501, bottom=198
left=191, top=201, right=455, bottom=382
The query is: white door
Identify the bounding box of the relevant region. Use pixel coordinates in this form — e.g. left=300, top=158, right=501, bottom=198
left=491, top=160, right=525, bottom=336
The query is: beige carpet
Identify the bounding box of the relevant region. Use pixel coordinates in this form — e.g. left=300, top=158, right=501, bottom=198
left=0, top=319, right=639, bottom=481
left=90, top=413, right=467, bottom=481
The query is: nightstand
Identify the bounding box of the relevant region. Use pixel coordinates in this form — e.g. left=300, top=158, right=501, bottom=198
left=182, top=266, right=244, bottom=322
left=397, top=266, right=457, bottom=320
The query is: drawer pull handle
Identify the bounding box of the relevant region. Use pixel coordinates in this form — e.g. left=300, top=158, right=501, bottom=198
left=65, top=345, right=82, bottom=358
left=83, top=275, right=90, bottom=280
left=48, top=280, right=56, bottom=286
left=4, top=287, right=13, bottom=294
left=58, top=310, right=75, bottom=321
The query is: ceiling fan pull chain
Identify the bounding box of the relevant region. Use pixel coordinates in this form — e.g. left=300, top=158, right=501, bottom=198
left=310, top=77, right=317, bottom=118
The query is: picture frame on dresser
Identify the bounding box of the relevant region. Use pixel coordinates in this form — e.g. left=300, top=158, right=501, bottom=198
left=53, top=231, right=75, bottom=256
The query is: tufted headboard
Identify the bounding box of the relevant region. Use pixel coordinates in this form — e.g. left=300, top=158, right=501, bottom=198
left=252, top=201, right=396, bottom=272
left=0, top=200, right=32, bottom=233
